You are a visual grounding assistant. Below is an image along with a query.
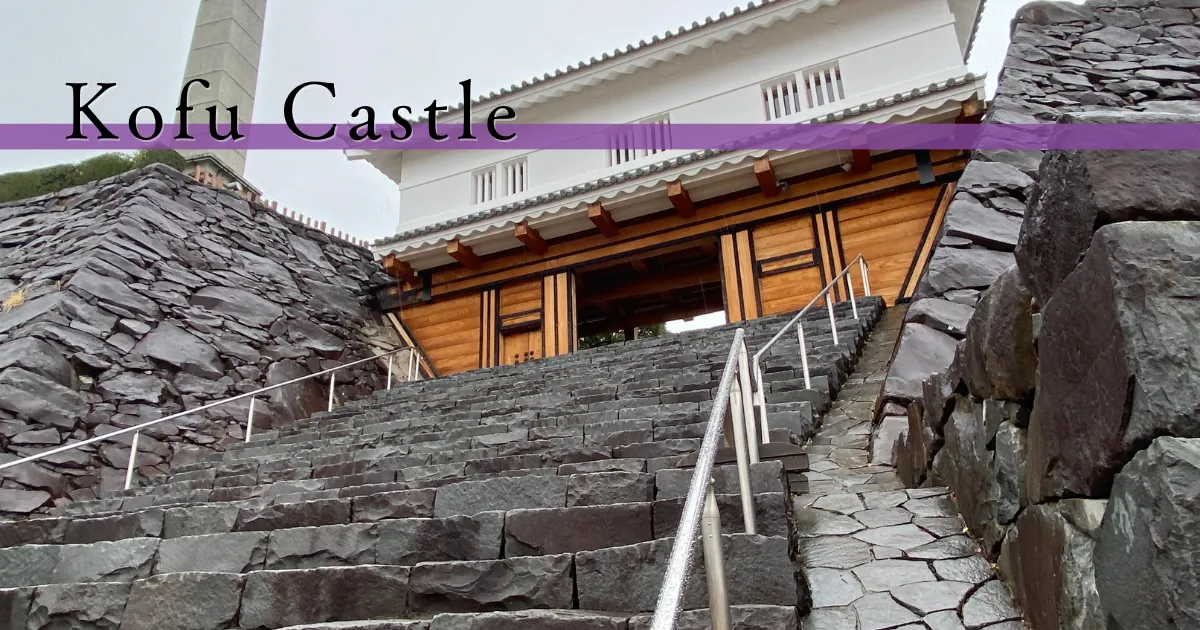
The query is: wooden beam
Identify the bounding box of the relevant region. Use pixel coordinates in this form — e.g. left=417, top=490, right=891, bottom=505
left=381, top=254, right=419, bottom=285
left=513, top=222, right=548, bottom=255
left=578, top=267, right=722, bottom=306
left=588, top=203, right=620, bottom=237
left=667, top=181, right=695, bottom=218
left=753, top=157, right=781, bottom=197
left=447, top=239, right=482, bottom=269
left=851, top=150, right=873, bottom=174
left=631, top=259, right=649, bottom=273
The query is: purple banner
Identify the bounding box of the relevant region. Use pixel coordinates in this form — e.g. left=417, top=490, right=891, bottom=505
left=4, top=123, right=1200, bottom=151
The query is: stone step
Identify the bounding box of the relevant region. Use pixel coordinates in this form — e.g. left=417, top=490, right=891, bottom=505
left=0, top=537, right=798, bottom=626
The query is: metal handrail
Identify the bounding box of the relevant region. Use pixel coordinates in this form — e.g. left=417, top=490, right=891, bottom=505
left=750, top=255, right=871, bottom=444
left=0, top=345, right=426, bottom=490
left=648, top=327, right=760, bottom=630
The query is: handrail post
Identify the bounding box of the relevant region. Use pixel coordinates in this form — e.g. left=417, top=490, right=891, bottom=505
left=797, top=323, right=812, bottom=390
left=408, top=348, right=416, bottom=381
left=245, top=398, right=256, bottom=443
left=736, top=343, right=760, bottom=463
left=860, top=257, right=871, bottom=296
left=701, top=479, right=733, bottom=630
left=124, top=431, right=140, bottom=491
left=727, top=374, right=757, bottom=534
left=847, top=273, right=859, bottom=321
left=753, top=359, right=771, bottom=445
left=387, top=356, right=394, bottom=390
left=327, top=372, right=336, bottom=412
left=826, top=295, right=840, bottom=346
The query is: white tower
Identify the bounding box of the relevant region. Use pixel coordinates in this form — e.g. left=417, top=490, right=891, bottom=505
left=177, top=0, right=266, bottom=184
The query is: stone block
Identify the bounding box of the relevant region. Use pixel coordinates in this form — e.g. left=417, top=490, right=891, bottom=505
left=628, top=605, right=798, bottom=630
left=878, top=324, right=957, bottom=407
left=654, top=462, right=785, bottom=500
left=64, top=510, right=164, bottom=544
left=1016, top=113, right=1200, bottom=305
left=0, top=587, right=32, bottom=630
left=1029, top=222, right=1200, bottom=501
left=408, top=555, right=573, bottom=615
left=960, top=267, right=1036, bottom=402
left=239, top=565, right=410, bottom=629
left=25, top=582, right=129, bottom=630
left=156, top=532, right=269, bottom=574
left=265, top=523, right=377, bottom=570
left=0, top=545, right=60, bottom=588
left=653, top=493, right=790, bottom=539
left=430, top=610, right=627, bottom=630
left=904, top=298, right=975, bottom=339
left=121, top=572, right=246, bottom=630
left=1096, top=437, right=1200, bottom=630
left=0, top=518, right=65, bottom=548
left=575, top=535, right=796, bottom=613
left=375, top=513, right=503, bottom=565
left=53, top=538, right=159, bottom=584
left=162, top=504, right=239, bottom=538
left=236, top=499, right=351, bottom=532
left=935, top=404, right=1003, bottom=555
left=434, top=475, right=567, bottom=517
left=351, top=489, right=436, bottom=521
left=566, top=472, right=654, bottom=507
left=914, top=248, right=1016, bottom=299
left=505, top=504, right=653, bottom=556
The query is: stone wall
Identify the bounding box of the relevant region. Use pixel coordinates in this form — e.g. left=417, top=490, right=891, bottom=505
left=878, top=1, right=1200, bottom=628
left=0, top=164, right=401, bottom=515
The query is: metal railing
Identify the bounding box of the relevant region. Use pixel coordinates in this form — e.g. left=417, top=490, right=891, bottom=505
left=649, top=257, right=871, bottom=629
left=0, top=346, right=425, bottom=491
left=648, top=327, right=760, bottom=630
left=750, top=255, right=870, bottom=445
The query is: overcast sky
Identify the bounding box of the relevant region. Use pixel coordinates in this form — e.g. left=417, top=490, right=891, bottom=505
left=0, top=0, right=1062, bottom=243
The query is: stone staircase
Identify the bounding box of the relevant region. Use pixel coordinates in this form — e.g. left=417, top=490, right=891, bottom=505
left=0, top=297, right=884, bottom=630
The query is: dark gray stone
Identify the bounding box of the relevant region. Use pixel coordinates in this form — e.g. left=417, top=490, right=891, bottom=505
left=52, top=538, right=159, bottom=583
left=904, top=299, right=974, bottom=339
left=654, top=462, right=784, bottom=499
left=990, top=422, right=1027, bottom=525
left=434, top=475, right=567, bottom=517
left=237, top=499, right=351, bottom=531
left=656, top=492, right=790, bottom=539
left=879, top=324, right=957, bottom=405
left=432, top=610, right=628, bottom=630
left=375, top=513, right=503, bottom=565
left=190, top=286, right=284, bottom=328
left=351, top=489, right=436, bottom=521
left=943, top=195, right=1023, bottom=252
left=0, top=368, right=86, bottom=430
left=121, top=572, right=245, bottom=630
left=936, top=405, right=1002, bottom=553
left=0, top=587, right=32, bottom=630
left=1016, top=113, right=1200, bottom=305
left=25, top=582, right=130, bottom=630
left=163, top=504, right=239, bottom=538
left=628, top=605, right=798, bottom=630
left=961, top=580, right=1021, bottom=629
left=915, top=248, right=1016, bottom=299
left=132, top=323, right=224, bottom=380
left=265, top=523, right=376, bottom=570
left=0, top=544, right=60, bottom=588
left=239, top=565, right=410, bottom=629
left=0, top=338, right=73, bottom=388
left=576, top=535, right=796, bottom=613
left=408, top=554, right=573, bottom=615
left=96, top=372, right=167, bottom=404
left=64, top=510, right=163, bottom=544
left=960, top=267, right=1036, bottom=401
left=505, top=504, right=652, bottom=556
left=156, top=532, right=269, bottom=573
left=1096, top=437, right=1200, bottom=630
left=1029, top=222, right=1200, bottom=502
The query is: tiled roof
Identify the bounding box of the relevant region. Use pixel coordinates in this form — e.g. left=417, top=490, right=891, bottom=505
left=375, top=73, right=983, bottom=249
left=414, top=0, right=842, bottom=123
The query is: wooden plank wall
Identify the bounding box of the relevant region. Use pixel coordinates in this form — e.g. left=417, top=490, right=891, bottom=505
left=498, top=278, right=543, bottom=366
left=397, top=293, right=481, bottom=376
left=838, top=185, right=949, bottom=305
left=752, top=215, right=825, bottom=317
left=720, top=231, right=760, bottom=323
left=542, top=272, right=577, bottom=357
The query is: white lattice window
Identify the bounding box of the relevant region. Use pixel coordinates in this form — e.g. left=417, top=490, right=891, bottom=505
left=763, top=75, right=804, bottom=121
left=608, top=115, right=672, bottom=167
left=762, top=63, right=847, bottom=120
left=472, top=167, right=497, bottom=205
left=502, top=158, right=528, bottom=196
left=802, top=63, right=846, bottom=109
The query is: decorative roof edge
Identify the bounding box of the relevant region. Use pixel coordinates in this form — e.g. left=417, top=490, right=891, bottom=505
left=413, top=0, right=845, bottom=125
left=374, top=72, right=985, bottom=254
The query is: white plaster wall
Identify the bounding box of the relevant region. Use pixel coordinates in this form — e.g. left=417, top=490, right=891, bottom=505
left=391, top=0, right=968, bottom=233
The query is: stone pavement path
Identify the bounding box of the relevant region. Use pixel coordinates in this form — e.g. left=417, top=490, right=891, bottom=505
left=792, top=308, right=1026, bottom=630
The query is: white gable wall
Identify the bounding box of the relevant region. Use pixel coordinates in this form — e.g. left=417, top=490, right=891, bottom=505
left=388, top=0, right=970, bottom=234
